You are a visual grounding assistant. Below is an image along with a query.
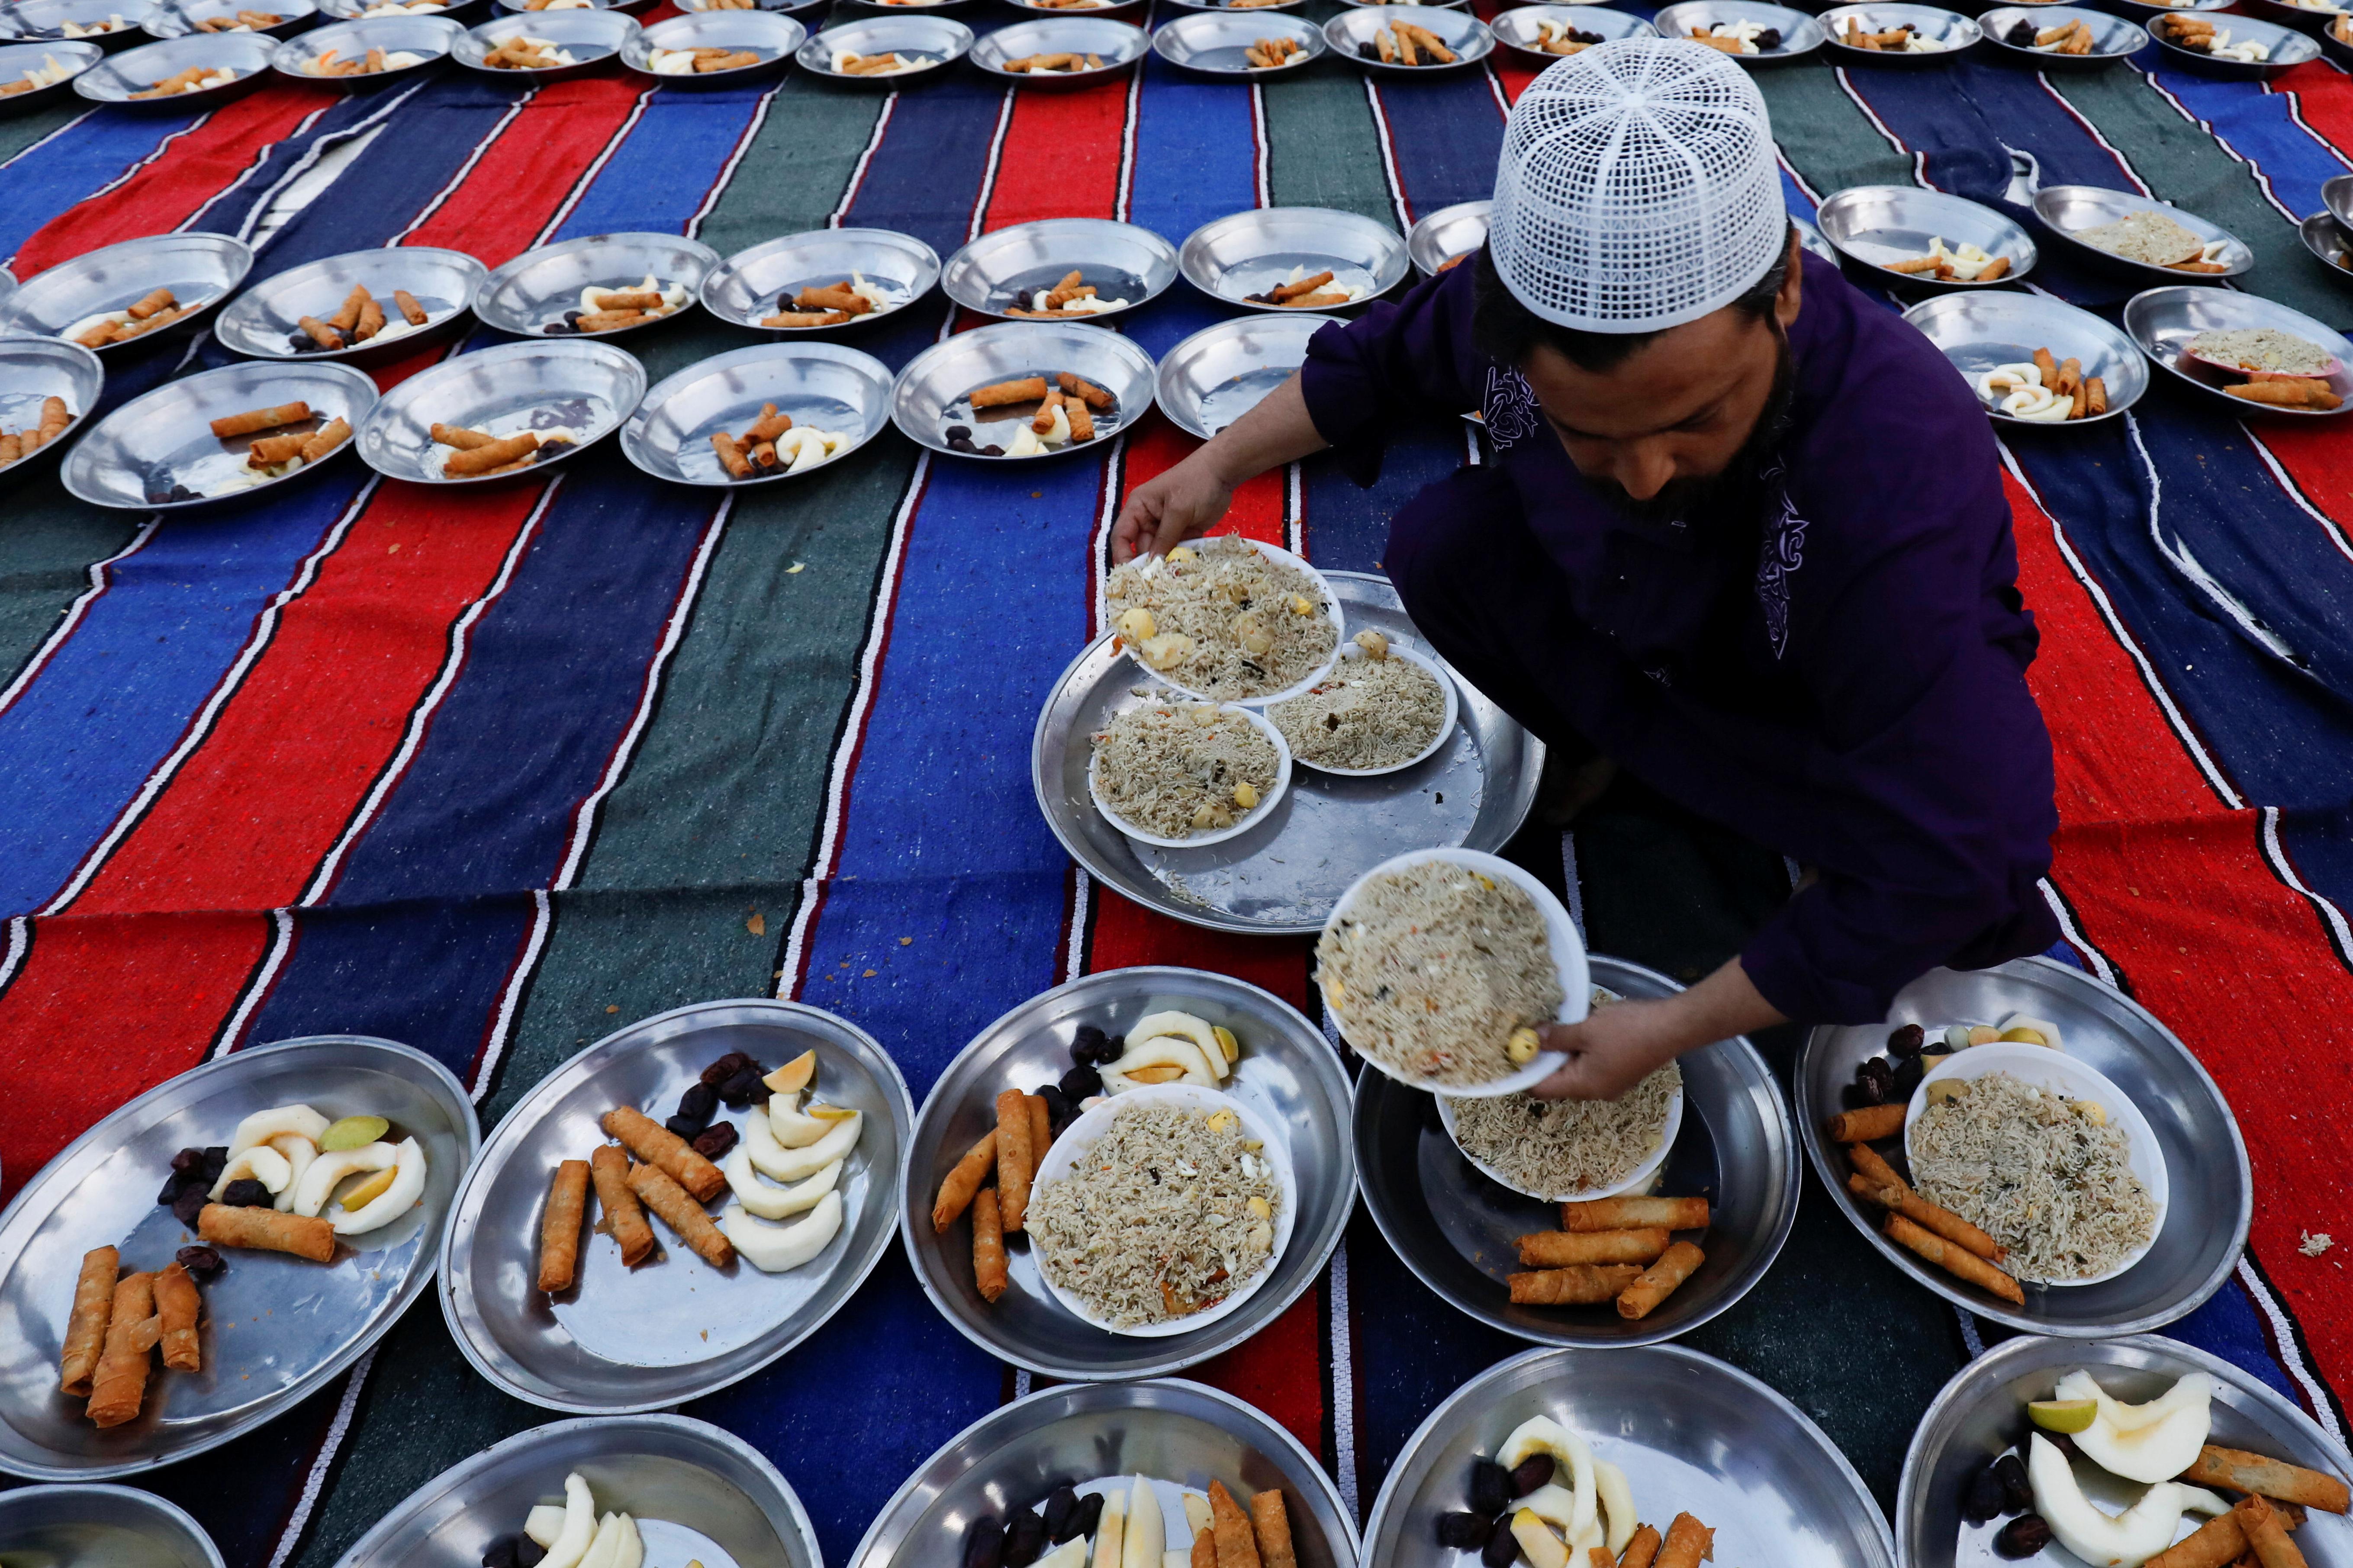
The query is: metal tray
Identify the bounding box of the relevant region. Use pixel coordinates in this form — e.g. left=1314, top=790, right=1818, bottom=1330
left=2302, top=209, right=2353, bottom=280
left=1798, top=955, right=2250, bottom=1335
left=1819, top=0, right=1980, bottom=57
left=2124, top=284, right=2353, bottom=420
left=438, top=999, right=912, bottom=1414
left=0, top=335, right=104, bottom=483
left=0, top=1036, right=478, bottom=1481
left=1902, top=289, right=2147, bottom=426
left=0, top=232, right=251, bottom=357
left=1353, top=955, right=1796, bottom=1348
left=1365, top=1343, right=1896, bottom=1568
left=329, top=1414, right=820, bottom=1568
left=1651, top=0, right=1826, bottom=56
left=75, top=28, right=275, bottom=101
left=1975, top=3, right=2145, bottom=61
left=1815, top=185, right=2037, bottom=291
left=354, top=337, right=647, bottom=485
left=620, top=339, right=893, bottom=488
left=941, top=216, right=1176, bottom=322
left=1321, top=3, right=1494, bottom=68
left=1407, top=197, right=1489, bottom=276
left=1153, top=312, right=1336, bottom=441
left=890, top=318, right=1154, bottom=460
left=2033, top=185, right=2253, bottom=282
left=0, top=1483, right=225, bottom=1568
left=701, top=227, right=939, bottom=335
left=620, top=7, right=801, bottom=77
left=269, top=13, right=462, bottom=84
left=214, top=243, right=483, bottom=363
left=1149, top=10, right=1325, bottom=73
left=847, top=1379, right=1358, bottom=1568
left=1032, top=570, right=1541, bottom=936
left=899, top=967, right=1354, bottom=1378
left=2145, top=0, right=2321, bottom=68
left=63, top=357, right=373, bottom=511
left=1899, top=1333, right=2353, bottom=1568
left=969, top=13, right=1146, bottom=80
left=1178, top=207, right=1408, bottom=314
left=141, top=0, right=312, bottom=39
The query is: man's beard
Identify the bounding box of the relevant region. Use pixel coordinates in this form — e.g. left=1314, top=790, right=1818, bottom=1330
left=1599, top=335, right=1796, bottom=530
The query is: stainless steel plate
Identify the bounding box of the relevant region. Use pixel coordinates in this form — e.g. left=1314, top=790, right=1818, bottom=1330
left=702, top=227, right=940, bottom=334
left=493, top=0, right=627, bottom=15
left=1489, top=5, right=1651, bottom=57
left=1820, top=1, right=1981, bottom=57
left=1179, top=206, right=1407, bottom=313
left=620, top=339, right=893, bottom=487
left=1153, top=311, right=1333, bottom=441
left=1795, top=212, right=1837, bottom=264
left=891, top=318, right=1154, bottom=459
left=315, top=0, right=475, bottom=24
left=0, top=335, right=104, bottom=479
left=451, top=6, right=634, bottom=77
left=1159, top=0, right=1300, bottom=17
left=2330, top=172, right=2353, bottom=231
left=0, top=0, right=153, bottom=48
left=1798, top=955, right=2250, bottom=1334
left=620, top=7, right=800, bottom=76
left=1975, top=3, right=2144, bottom=60
left=969, top=13, right=1144, bottom=79
left=2303, top=209, right=2353, bottom=281
left=268, top=12, right=460, bottom=81
left=215, top=243, right=482, bottom=362
left=1149, top=10, right=1323, bottom=72
left=1365, top=1343, right=1896, bottom=1568
left=61, top=357, right=374, bottom=511
left=1353, top=955, right=1796, bottom=1349
left=355, top=337, right=647, bottom=485
left=0, top=1036, right=478, bottom=1481
left=0, top=1484, right=225, bottom=1568
left=1407, top=197, right=1489, bottom=275
left=1815, top=185, right=2037, bottom=289
left=2096, top=0, right=2229, bottom=19
left=1033, top=572, right=1540, bottom=935
left=679, top=0, right=826, bottom=19
left=1323, top=4, right=1494, bottom=68
left=439, top=999, right=912, bottom=1414
left=2033, top=184, right=2253, bottom=283
left=74, top=28, right=272, bottom=99
left=1902, top=289, right=2146, bottom=425
left=330, top=1415, right=820, bottom=1568
left=2124, top=284, right=2353, bottom=418
left=2144, top=10, right=2316, bottom=77
left=475, top=230, right=715, bottom=338
left=142, top=0, right=313, bottom=40
left=1899, top=1333, right=2353, bottom=1568
left=943, top=216, right=1174, bottom=321
left=2234, top=0, right=2343, bottom=36
left=1651, top=0, right=1825, bottom=56
left=848, top=1380, right=1358, bottom=1568
left=899, top=967, right=1354, bottom=1378
left=0, top=232, right=250, bottom=356
left=0, top=37, right=100, bottom=106
left=795, top=13, right=971, bottom=77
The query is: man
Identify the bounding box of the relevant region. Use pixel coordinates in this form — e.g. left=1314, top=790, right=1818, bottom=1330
left=1111, top=39, right=2060, bottom=1099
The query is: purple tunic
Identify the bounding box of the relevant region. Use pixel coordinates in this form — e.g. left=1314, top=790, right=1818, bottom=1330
left=1299, top=251, right=2060, bottom=1023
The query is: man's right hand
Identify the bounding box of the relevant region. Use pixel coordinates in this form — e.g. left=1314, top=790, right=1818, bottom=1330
left=1111, top=452, right=1233, bottom=563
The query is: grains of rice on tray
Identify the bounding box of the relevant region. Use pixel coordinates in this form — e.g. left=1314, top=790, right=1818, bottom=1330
left=1267, top=647, right=1447, bottom=771
left=2074, top=209, right=2205, bottom=266
left=1105, top=535, right=1337, bottom=700
left=1091, top=700, right=1280, bottom=839
left=1030, top=1100, right=1282, bottom=1327
left=1909, top=1069, right=2157, bottom=1282
left=1448, top=1059, right=1679, bottom=1195
left=2184, top=327, right=2336, bottom=377
left=1317, top=859, right=1564, bottom=1087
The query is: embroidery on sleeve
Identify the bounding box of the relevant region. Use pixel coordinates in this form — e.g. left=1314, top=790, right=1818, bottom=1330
left=1754, top=466, right=1809, bottom=660
left=1482, top=365, right=1541, bottom=449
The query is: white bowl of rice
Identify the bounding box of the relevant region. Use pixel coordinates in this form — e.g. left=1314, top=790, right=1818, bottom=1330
left=1317, top=847, right=1588, bottom=1097
left=1902, top=1042, right=2169, bottom=1286
left=1088, top=698, right=1293, bottom=848
left=1028, top=1082, right=1298, bottom=1337
left=1104, top=535, right=1344, bottom=705
left=1265, top=637, right=1458, bottom=776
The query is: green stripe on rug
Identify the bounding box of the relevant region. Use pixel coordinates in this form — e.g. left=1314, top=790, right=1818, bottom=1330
left=0, top=476, right=142, bottom=691
left=0, top=103, right=88, bottom=172
left=1263, top=4, right=1397, bottom=225
left=1758, top=61, right=1917, bottom=202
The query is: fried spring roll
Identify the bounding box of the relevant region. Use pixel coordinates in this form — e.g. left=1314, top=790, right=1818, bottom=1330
left=1392, top=25, right=1417, bottom=63
left=748, top=440, right=777, bottom=472
left=2227, top=379, right=2340, bottom=409
left=602, top=1105, right=727, bottom=1202
left=1518, top=1228, right=1669, bottom=1267
left=0, top=433, right=19, bottom=464
left=1028, top=1092, right=1052, bottom=1158
left=972, top=376, right=1050, bottom=408
left=1883, top=1212, right=2024, bottom=1304
left=1397, top=22, right=1454, bottom=60
left=712, top=431, right=752, bottom=479
left=626, top=1159, right=734, bottom=1268
left=1823, top=1104, right=1906, bottom=1144
left=1042, top=270, right=1089, bottom=309
left=1032, top=386, right=1066, bottom=435
left=933, top=1128, right=997, bottom=1231
left=2147, top=1516, right=2246, bottom=1568
left=1976, top=256, right=2012, bottom=281
left=299, top=418, right=350, bottom=463
left=1507, top=1264, right=1644, bottom=1305
left=971, top=1185, right=1009, bottom=1301
left=299, top=315, right=344, bottom=350
left=1617, top=1239, right=1704, bottom=1320
left=211, top=401, right=312, bottom=438
left=35, top=397, right=67, bottom=441
left=2239, top=1495, right=2309, bottom=1568
left=2086, top=376, right=2108, bottom=417
left=1616, top=1525, right=1663, bottom=1568
left=590, top=1143, right=655, bottom=1266
left=1884, top=256, right=1943, bottom=275
left=431, top=422, right=496, bottom=450
left=444, top=431, right=540, bottom=476
left=155, top=1260, right=202, bottom=1372
left=1846, top=1139, right=1907, bottom=1192
left=328, top=284, right=369, bottom=333
left=1560, top=1195, right=1710, bottom=1232
left=796, top=283, right=869, bottom=315
left=1268, top=270, right=1334, bottom=303
left=128, top=286, right=178, bottom=320
left=995, top=1089, right=1036, bottom=1233
left=592, top=289, right=665, bottom=312
left=1848, top=1175, right=2005, bottom=1261
left=695, top=48, right=759, bottom=69
left=2186, top=1448, right=2350, bottom=1513
left=248, top=432, right=309, bottom=468
left=537, top=1159, right=590, bottom=1292
left=1653, top=1516, right=1712, bottom=1568
left=762, top=308, right=851, bottom=328
left=1191, top=1526, right=1218, bottom=1568
left=1066, top=399, right=1095, bottom=442
left=743, top=403, right=792, bottom=443
left=60, top=1246, right=119, bottom=1396
left=2034, top=346, right=2060, bottom=385
left=87, top=1271, right=158, bottom=1429
left=1208, top=1481, right=1261, bottom=1568
left=393, top=289, right=428, bottom=325
left=1058, top=372, right=1114, bottom=409
left=1249, top=1489, right=1294, bottom=1568
left=354, top=296, right=386, bottom=342
left=200, top=1202, right=337, bottom=1261
left=576, top=308, right=648, bottom=334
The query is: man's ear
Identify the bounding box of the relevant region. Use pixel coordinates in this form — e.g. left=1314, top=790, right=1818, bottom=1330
left=1775, top=227, right=1803, bottom=331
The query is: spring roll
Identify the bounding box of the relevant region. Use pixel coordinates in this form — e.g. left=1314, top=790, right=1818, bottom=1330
left=601, top=1106, right=728, bottom=1202
left=1848, top=1175, right=2005, bottom=1262
left=2146, top=1513, right=2248, bottom=1568
left=1058, top=372, right=1113, bottom=409
left=794, top=284, right=868, bottom=315
left=327, top=284, right=369, bottom=333
left=933, top=1129, right=997, bottom=1231
left=972, top=1186, right=1009, bottom=1302
left=200, top=1202, right=337, bottom=1262
left=1616, top=1239, right=1705, bottom=1320
left=1846, top=1140, right=1907, bottom=1192
left=626, top=1160, right=735, bottom=1268
left=1066, top=400, right=1096, bottom=443
left=127, top=286, right=178, bottom=320
left=1248, top=1489, right=1294, bottom=1568
left=153, top=1260, right=203, bottom=1373
left=1032, top=386, right=1067, bottom=436
left=299, top=315, right=344, bottom=350
left=86, top=1271, right=158, bottom=1428
left=744, top=403, right=792, bottom=443
left=1653, top=1517, right=1712, bottom=1568
left=1977, top=256, right=2012, bottom=281
left=36, top=396, right=65, bottom=441
left=248, top=432, right=309, bottom=468
left=971, top=377, right=1050, bottom=409
left=591, top=1143, right=655, bottom=1266
left=210, top=402, right=312, bottom=439
left=431, top=422, right=496, bottom=450
left=393, top=289, right=428, bottom=326
left=1882, top=1212, right=2024, bottom=1304
left=2086, top=376, right=2107, bottom=417
left=1518, top=1229, right=1670, bottom=1267
left=0, top=433, right=19, bottom=464
left=1507, top=1264, right=1644, bottom=1305
left=2186, top=1449, right=2350, bottom=1514
left=300, top=418, right=351, bottom=463
left=1208, top=1481, right=1260, bottom=1568
left=2034, top=346, right=2060, bottom=385
left=538, top=1159, right=590, bottom=1292
left=1823, top=1105, right=1906, bottom=1144
left=2239, top=1495, right=2309, bottom=1568
left=1029, top=1092, right=1053, bottom=1157
left=354, top=296, right=386, bottom=342
left=1616, top=1525, right=1662, bottom=1568
left=762, top=308, right=851, bottom=328
left=995, top=1089, right=1036, bottom=1233
left=576, top=309, right=648, bottom=334
left=60, top=1246, right=119, bottom=1396
left=1560, top=1195, right=1710, bottom=1233
left=1191, top=1526, right=1217, bottom=1568
left=712, top=431, right=752, bottom=479
left=1268, top=270, right=1334, bottom=304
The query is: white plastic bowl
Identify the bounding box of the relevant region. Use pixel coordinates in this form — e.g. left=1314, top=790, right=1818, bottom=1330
left=1086, top=699, right=1292, bottom=850
left=1110, top=537, right=1345, bottom=707
left=1267, top=638, right=1458, bottom=778
left=1320, top=846, right=1590, bottom=1098
left=1903, top=1041, right=2169, bottom=1286
left=1028, top=1082, right=1298, bottom=1337
left=1436, top=1049, right=1682, bottom=1202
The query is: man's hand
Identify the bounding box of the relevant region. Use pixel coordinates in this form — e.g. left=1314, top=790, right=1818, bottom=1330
left=1529, top=956, right=1787, bottom=1101
left=1111, top=450, right=1231, bottom=563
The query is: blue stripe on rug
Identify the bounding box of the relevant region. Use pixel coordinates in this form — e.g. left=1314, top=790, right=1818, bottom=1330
left=551, top=81, right=769, bottom=241
left=0, top=107, right=207, bottom=268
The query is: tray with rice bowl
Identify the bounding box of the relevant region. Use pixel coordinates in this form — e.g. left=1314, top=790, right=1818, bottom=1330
left=1087, top=697, right=1292, bottom=849
left=2032, top=187, right=2253, bottom=282
left=1104, top=536, right=1342, bottom=706
left=1265, top=633, right=1456, bottom=777
left=2125, top=286, right=2353, bottom=418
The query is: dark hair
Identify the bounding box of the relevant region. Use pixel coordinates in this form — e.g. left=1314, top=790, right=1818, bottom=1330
left=1470, top=221, right=1798, bottom=374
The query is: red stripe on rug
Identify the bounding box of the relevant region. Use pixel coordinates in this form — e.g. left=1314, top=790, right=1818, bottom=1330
left=1190, top=1292, right=1327, bottom=1452
left=2008, top=470, right=2353, bottom=1404
left=2270, top=61, right=2353, bottom=162
left=980, top=75, right=1128, bottom=231
left=1475, top=0, right=1536, bottom=104
left=2248, top=421, right=2353, bottom=543
left=12, top=84, right=341, bottom=276
left=399, top=75, right=649, bottom=266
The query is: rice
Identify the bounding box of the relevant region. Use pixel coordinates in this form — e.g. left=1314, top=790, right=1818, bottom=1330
left=1317, top=859, right=1564, bottom=1086
left=1029, top=1101, right=1281, bottom=1327
left=1447, top=1057, right=1680, bottom=1195
left=1091, top=701, right=1280, bottom=839
left=2184, top=327, right=2336, bottom=377
left=1105, top=536, right=1337, bottom=700
left=2074, top=209, right=2203, bottom=266
left=1909, top=1070, right=2157, bottom=1282
left=1267, top=649, right=1447, bottom=771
